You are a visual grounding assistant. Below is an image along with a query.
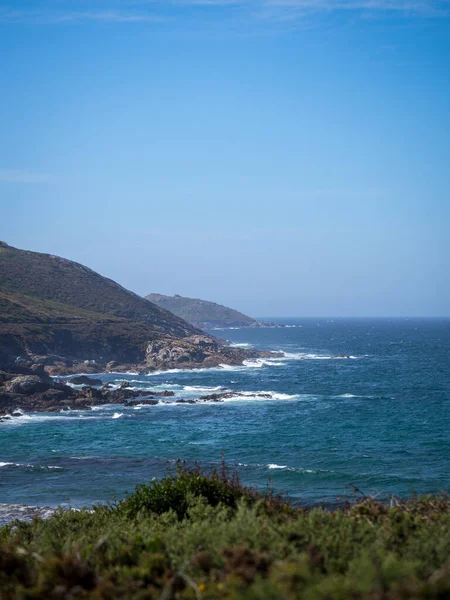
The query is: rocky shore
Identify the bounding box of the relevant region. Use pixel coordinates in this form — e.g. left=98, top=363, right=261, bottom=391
left=0, top=371, right=172, bottom=420
left=0, top=372, right=285, bottom=421
left=0, top=335, right=282, bottom=419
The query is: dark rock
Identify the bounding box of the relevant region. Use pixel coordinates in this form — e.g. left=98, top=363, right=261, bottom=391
left=5, top=375, right=51, bottom=395
left=82, top=386, right=103, bottom=400
left=103, top=389, right=147, bottom=403
left=29, top=363, right=47, bottom=377
left=14, top=357, right=33, bottom=370
left=200, top=391, right=271, bottom=402
left=0, top=371, right=13, bottom=384
left=106, top=361, right=120, bottom=371
left=70, top=376, right=103, bottom=386
left=40, top=388, right=74, bottom=401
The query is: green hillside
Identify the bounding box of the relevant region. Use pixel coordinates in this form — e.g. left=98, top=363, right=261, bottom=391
left=0, top=242, right=205, bottom=365
left=0, top=242, right=199, bottom=338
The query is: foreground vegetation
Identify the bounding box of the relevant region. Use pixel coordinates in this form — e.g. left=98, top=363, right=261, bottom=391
left=1, top=464, right=449, bottom=599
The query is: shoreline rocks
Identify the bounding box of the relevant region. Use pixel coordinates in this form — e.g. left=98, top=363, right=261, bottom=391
left=0, top=372, right=177, bottom=418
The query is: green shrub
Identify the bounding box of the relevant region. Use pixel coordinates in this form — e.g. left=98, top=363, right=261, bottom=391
left=0, top=466, right=449, bottom=599
left=116, top=472, right=242, bottom=520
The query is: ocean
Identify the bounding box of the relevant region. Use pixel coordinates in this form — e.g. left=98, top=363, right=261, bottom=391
left=1, top=318, right=449, bottom=523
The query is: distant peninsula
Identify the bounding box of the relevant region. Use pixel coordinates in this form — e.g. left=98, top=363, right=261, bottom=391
left=146, top=293, right=278, bottom=330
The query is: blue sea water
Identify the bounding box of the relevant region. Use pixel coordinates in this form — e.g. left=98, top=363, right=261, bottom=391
left=1, top=318, right=449, bottom=519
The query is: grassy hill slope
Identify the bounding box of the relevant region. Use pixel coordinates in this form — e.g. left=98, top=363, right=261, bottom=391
left=0, top=242, right=199, bottom=338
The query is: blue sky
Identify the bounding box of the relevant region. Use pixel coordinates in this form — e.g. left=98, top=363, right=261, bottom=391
left=1, top=1, right=449, bottom=317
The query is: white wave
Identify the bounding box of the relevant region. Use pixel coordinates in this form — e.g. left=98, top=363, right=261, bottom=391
left=153, top=389, right=300, bottom=404
left=183, top=385, right=224, bottom=392
left=281, top=351, right=359, bottom=361
left=222, top=390, right=298, bottom=403
left=0, top=504, right=58, bottom=525
left=282, top=352, right=328, bottom=360
left=229, top=342, right=253, bottom=348
left=0, top=462, right=62, bottom=470
left=70, top=456, right=98, bottom=460
left=0, top=413, right=86, bottom=425
left=144, top=357, right=287, bottom=376
left=112, top=412, right=123, bottom=419
left=108, top=371, right=139, bottom=376
left=238, top=390, right=297, bottom=400
left=145, top=367, right=205, bottom=376
left=183, top=385, right=225, bottom=393
left=267, top=464, right=316, bottom=473
left=236, top=461, right=323, bottom=474
left=217, top=364, right=243, bottom=371
left=241, top=359, right=284, bottom=368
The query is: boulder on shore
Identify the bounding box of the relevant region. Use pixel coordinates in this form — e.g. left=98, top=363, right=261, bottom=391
left=4, top=375, right=51, bottom=395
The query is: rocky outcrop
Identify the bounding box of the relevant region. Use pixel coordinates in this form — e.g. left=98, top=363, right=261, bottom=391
left=145, top=335, right=215, bottom=368
left=145, top=335, right=278, bottom=371
left=0, top=372, right=176, bottom=418
left=4, top=375, right=51, bottom=395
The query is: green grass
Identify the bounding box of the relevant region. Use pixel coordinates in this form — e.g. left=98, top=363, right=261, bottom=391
left=0, top=242, right=200, bottom=338
left=1, top=464, right=449, bottom=599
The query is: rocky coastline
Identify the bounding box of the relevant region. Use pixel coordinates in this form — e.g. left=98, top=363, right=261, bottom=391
left=0, top=335, right=282, bottom=420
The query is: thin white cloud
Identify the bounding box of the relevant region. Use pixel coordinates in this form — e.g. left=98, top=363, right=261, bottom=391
left=0, top=7, right=165, bottom=24
left=263, top=0, right=445, bottom=12
left=51, top=11, right=165, bottom=23
left=0, top=0, right=448, bottom=24
left=0, top=169, right=56, bottom=184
